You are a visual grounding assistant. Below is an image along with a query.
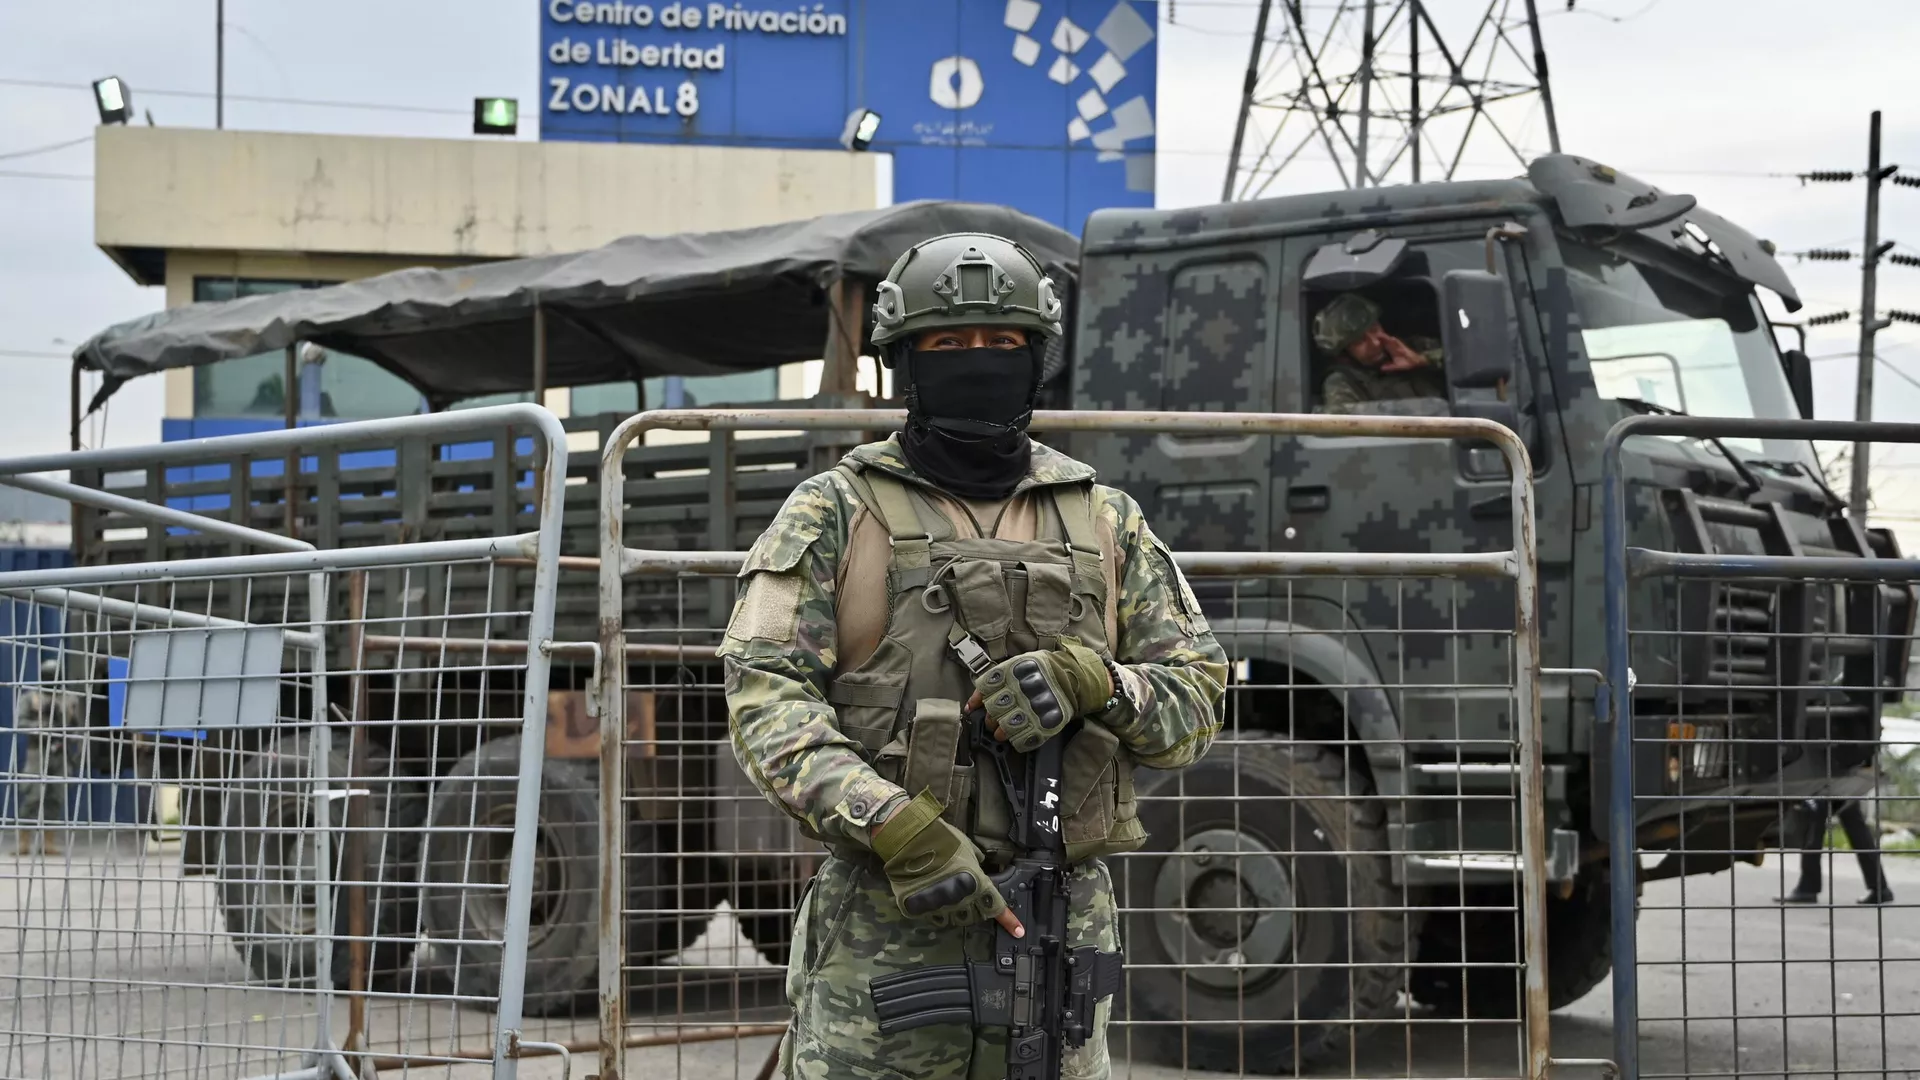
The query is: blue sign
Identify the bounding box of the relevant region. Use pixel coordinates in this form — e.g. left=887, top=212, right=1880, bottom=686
left=538, top=1, right=1158, bottom=232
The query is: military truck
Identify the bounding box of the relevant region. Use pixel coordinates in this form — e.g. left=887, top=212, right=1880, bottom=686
left=59, top=160, right=1912, bottom=1066
left=1059, top=154, right=1907, bottom=1064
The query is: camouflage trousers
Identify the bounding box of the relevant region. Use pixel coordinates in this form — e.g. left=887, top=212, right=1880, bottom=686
left=776, top=854, right=1120, bottom=1080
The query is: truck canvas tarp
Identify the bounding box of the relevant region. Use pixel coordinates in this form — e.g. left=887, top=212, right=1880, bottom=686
left=69, top=199, right=1077, bottom=413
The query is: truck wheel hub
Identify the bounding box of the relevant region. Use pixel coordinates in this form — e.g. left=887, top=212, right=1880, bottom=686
left=1151, top=827, right=1294, bottom=991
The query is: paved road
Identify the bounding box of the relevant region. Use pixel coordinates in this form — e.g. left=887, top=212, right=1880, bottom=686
left=8, top=838, right=1919, bottom=1079
left=534, top=855, right=1920, bottom=1079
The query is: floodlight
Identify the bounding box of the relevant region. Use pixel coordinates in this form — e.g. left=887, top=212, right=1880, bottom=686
left=474, top=97, right=518, bottom=136
left=840, top=108, right=882, bottom=151
left=92, top=77, right=132, bottom=125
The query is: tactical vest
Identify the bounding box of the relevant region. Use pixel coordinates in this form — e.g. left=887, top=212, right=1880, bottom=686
left=827, top=464, right=1147, bottom=866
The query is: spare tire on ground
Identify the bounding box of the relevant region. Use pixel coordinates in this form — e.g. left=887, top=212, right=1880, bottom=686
left=215, top=731, right=427, bottom=986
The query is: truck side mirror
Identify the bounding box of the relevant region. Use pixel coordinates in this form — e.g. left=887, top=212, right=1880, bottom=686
left=1784, top=348, right=1814, bottom=418
left=1441, top=270, right=1518, bottom=390
left=1441, top=269, right=1526, bottom=436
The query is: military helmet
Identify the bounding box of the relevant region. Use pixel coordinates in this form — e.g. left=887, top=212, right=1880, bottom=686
left=1311, top=292, right=1383, bottom=356
left=870, top=232, right=1063, bottom=349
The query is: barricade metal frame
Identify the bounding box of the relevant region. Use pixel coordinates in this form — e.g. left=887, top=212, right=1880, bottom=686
left=0, top=405, right=572, bottom=1080
left=1602, top=414, right=1920, bottom=1080
left=593, top=408, right=1560, bottom=1080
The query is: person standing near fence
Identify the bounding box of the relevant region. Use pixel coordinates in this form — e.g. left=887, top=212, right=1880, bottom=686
left=11, top=659, right=82, bottom=856
left=1776, top=798, right=1895, bottom=905
left=719, top=231, right=1228, bottom=1080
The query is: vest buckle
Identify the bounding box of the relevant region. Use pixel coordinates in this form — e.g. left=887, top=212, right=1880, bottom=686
left=950, top=631, right=993, bottom=677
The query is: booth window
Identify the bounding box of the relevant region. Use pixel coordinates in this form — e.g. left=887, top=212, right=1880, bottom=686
left=190, top=277, right=425, bottom=420
left=570, top=371, right=780, bottom=417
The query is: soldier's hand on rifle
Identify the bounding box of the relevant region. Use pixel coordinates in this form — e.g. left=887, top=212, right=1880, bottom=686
left=967, top=638, right=1113, bottom=753
left=872, top=790, right=1025, bottom=936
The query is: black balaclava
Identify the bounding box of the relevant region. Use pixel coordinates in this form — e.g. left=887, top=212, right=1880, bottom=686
left=896, top=339, right=1043, bottom=500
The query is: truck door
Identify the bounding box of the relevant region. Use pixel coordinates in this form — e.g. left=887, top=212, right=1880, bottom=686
left=1070, top=251, right=1275, bottom=555
left=1273, top=226, right=1542, bottom=756
left=1274, top=227, right=1518, bottom=558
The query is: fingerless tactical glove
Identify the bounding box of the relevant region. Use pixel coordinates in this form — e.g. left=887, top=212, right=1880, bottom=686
left=975, top=637, right=1112, bottom=753
left=871, top=789, right=1006, bottom=927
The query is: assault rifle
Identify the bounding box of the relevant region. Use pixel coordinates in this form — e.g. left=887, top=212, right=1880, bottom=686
left=868, top=710, right=1122, bottom=1079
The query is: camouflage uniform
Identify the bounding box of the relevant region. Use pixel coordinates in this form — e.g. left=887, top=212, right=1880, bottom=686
left=1311, top=292, right=1448, bottom=415
left=1320, top=343, right=1448, bottom=415
left=721, top=436, right=1227, bottom=1080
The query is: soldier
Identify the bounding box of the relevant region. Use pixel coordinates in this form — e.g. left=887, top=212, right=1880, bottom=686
left=11, top=659, right=81, bottom=856
left=1312, top=292, right=1448, bottom=415
left=721, top=232, right=1228, bottom=1080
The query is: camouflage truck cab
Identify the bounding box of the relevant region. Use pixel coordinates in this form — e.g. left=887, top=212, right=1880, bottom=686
left=1064, top=154, right=1913, bottom=1060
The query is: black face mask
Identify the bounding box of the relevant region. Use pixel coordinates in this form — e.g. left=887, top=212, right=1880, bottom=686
left=899, top=345, right=1040, bottom=499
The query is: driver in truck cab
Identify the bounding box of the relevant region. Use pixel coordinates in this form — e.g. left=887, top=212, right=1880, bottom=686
left=1312, top=291, right=1448, bottom=414
left=718, top=231, right=1228, bottom=1079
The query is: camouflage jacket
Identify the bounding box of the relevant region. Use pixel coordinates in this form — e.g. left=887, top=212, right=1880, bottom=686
left=1320, top=335, right=1447, bottom=415
left=719, top=436, right=1229, bottom=852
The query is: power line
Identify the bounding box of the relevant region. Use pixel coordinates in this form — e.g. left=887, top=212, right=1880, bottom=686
left=1559, top=0, right=1667, bottom=22
left=0, top=82, right=1852, bottom=182
left=0, top=77, right=468, bottom=118
left=0, top=170, right=90, bottom=182
left=1876, top=354, right=1920, bottom=396
left=0, top=134, right=92, bottom=162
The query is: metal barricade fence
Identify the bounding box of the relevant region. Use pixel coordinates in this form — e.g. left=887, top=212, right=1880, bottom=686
left=592, top=409, right=1566, bottom=1080
left=0, top=406, right=572, bottom=1080
left=1603, top=416, right=1920, bottom=1080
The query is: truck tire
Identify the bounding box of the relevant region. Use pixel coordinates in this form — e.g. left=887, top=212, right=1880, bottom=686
left=1121, top=737, right=1410, bottom=1071
left=216, top=733, right=426, bottom=986
left=1410, top=868, right=1611, bottom=1016
left=421, top=737, right=705, bottom=1015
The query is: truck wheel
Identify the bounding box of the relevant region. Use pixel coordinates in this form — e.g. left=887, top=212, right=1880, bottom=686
left=423, top=737, right=598, bottom=1014
left=217, top=733, right=426, bottom=986
left=1410, top=868, right=1612, bottom=1015
left=1121, top=737, right=1410, bottom=1071
left=422, top=738, right=705, bottom=1015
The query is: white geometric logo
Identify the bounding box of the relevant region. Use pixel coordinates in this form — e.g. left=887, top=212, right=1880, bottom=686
left=929, top=55, right=985, bottom=110
left=998, top=0, right=1159, bottom=191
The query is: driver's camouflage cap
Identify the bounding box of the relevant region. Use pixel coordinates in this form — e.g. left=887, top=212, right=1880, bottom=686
left=1311, top=292, right=1382, bottom=355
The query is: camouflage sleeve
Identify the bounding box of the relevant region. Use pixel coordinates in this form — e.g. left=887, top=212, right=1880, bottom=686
left=1319, top=368, right=1368, bottom=413
left=1094, top=486, right=1229, bottom=769
left=1405, top=335, right=1446, bottom=367
left=718, top=472, right=908, bottom=850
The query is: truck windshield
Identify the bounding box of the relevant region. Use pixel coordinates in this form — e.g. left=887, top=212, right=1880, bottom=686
left=1565, top=242, right=1812, bottom=464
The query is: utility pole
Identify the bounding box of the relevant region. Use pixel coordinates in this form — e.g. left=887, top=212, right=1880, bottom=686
left=1850, top=111, right=1895, bottom=517
left=215, top=0, right=225, bottom=129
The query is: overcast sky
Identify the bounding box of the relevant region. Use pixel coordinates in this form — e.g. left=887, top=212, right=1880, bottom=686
left=3, top=0, right=1919, bottom=524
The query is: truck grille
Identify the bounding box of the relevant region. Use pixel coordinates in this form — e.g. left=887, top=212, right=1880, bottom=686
left=1648, top=487, right=1910, bottom=786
